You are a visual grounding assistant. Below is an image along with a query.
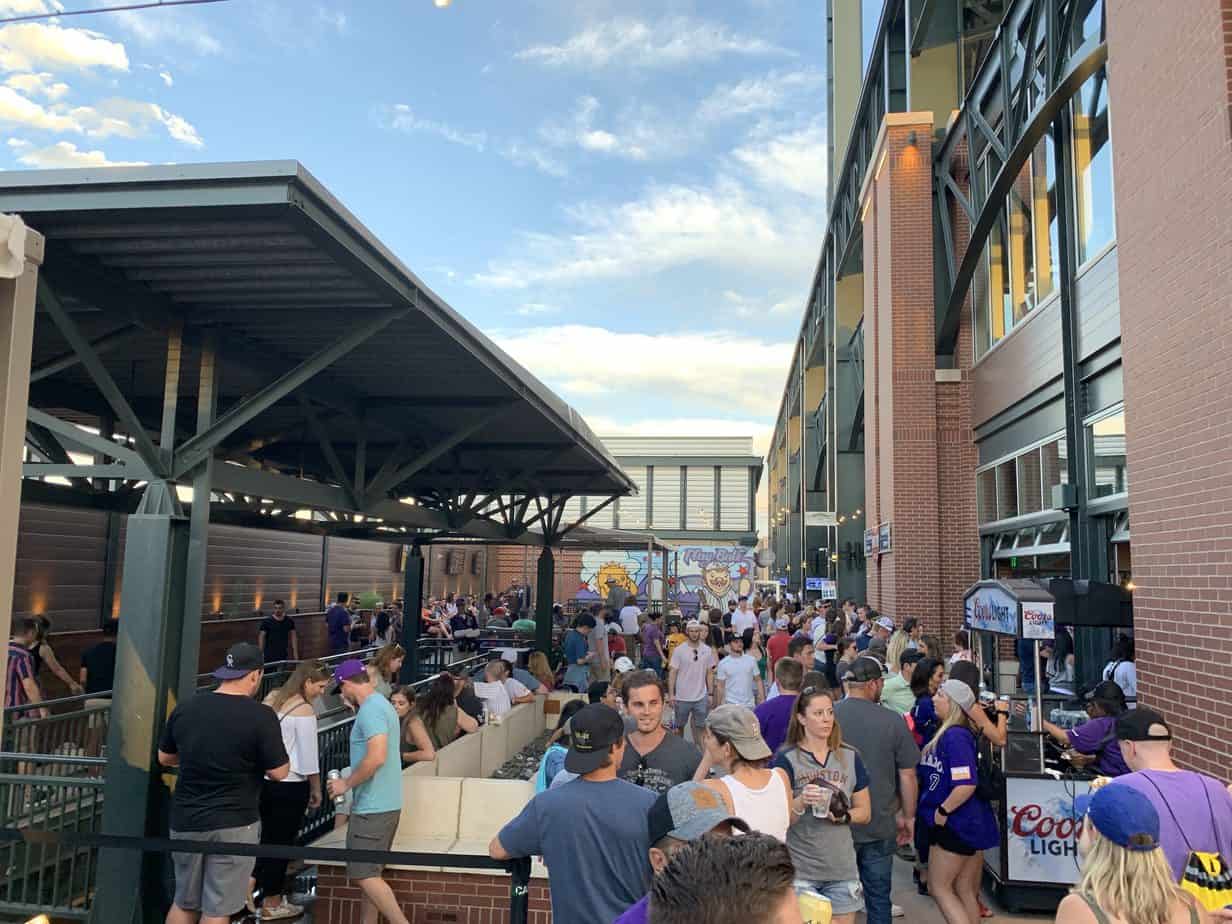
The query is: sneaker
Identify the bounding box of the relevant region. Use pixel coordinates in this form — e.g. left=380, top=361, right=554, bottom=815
left=891, top=904, right=905, bottom=918
left=260, top=902, right=304, bottom=921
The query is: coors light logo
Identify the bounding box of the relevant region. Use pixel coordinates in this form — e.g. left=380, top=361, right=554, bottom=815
left=1010, top=802, right=1083, bottom=857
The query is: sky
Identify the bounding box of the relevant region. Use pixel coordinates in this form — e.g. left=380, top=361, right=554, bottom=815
left=0, top=0, right=834, bottom=523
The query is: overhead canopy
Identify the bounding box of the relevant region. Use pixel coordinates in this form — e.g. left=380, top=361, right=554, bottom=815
left=1, top=161, right=634, bottom=543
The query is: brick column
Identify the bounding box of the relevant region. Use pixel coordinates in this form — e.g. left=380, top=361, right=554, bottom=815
left=1107, top=0, right=1232, bottom=775
left=861, top=114, right=943, bottom=626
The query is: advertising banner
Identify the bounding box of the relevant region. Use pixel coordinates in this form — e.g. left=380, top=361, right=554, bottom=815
left=1022, top=601, right=1056, bottom=640
left=1005, top=776, right=1090, bottom=884
left=864, top=529, right=876, bottom=557
left=805, top=577, right=837, bottom=598
left=964, top=584, right=1019, bottom=635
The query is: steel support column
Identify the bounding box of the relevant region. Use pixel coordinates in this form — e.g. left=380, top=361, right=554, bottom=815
left=0, top=223, right=40, bottom=745
left=400, top=544, right=424, bottom=684
left=93, top=481, right=189, bottom=924
left=535, top=545, right=554, bottom=656
left=179, top=336, right=217, bottom=703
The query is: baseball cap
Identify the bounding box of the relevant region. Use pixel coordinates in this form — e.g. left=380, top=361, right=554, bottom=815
left=331, top=658, right=367, bottom=690
left=775, top=616, right=789, bottom=630
left=647, top=782, right=750, bottom=845
left=613, top=656, right=635, bottom=674
left=1074, top=785, right=1160, bottom=851
left=1116, top=707, right=1172, bottom=742
left=875, top=616, right=895, bottom=632
left=706, top=705, right=771, bottom=761
left=607, top=623, right=620, bottom=634
left=212, top=642, right=263, bottom=680
left=564, top=704, right=625, bottom=774
left=843, top=657, right=883, bottom=683
left=939, top=678, right=976, bottom=713
left=685, top=619, right=702, bottom=630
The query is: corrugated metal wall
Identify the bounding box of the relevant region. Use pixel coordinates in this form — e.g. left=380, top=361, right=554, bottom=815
left=685, top=466, right=716, bottom=529
left=585, top=496, right=615, bottom=528
left=324, top=536, right=402, bottom=606
left=603, top=436, right=754, bottom=455
left=720, top=467, right=751, bottom=531
left=13, top=505, right=112, bottom=633
left=619, top=466, right=648, bottom=529
left=201, top=525, right=323, bottom=615
left=651, top=465, right=681, bottom=529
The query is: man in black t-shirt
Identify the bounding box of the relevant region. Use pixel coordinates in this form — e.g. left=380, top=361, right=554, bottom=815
left=257, top=599, right=297, bottom=664
left=78, top=619, right=118, bottom=696
left=158, top=643, right=289, bottom=924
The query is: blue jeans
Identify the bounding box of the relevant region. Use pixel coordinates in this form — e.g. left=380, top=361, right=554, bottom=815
left=855, top=838, right=896, bottom=924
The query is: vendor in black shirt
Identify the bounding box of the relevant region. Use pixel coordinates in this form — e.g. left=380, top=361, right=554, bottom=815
left=158, top=643, right=289, bottom=923
left=258, top=600, right=298, bottom=664
left=79, top=619, right=118, bottom=697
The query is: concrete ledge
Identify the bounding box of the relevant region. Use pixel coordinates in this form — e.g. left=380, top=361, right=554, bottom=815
left=435, top=727, right=481, bottom=778
left=479, top=719, right=510, bottom=776
left=406, top=757, right=437, bottom=777
left=506, top=702, right=536, bottom=755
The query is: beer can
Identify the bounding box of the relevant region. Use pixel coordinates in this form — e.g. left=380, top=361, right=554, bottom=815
left=327, top=769, right=345, bottom=805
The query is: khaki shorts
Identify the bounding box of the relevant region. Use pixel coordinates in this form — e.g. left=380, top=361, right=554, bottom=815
left=346, top=810, right=400, bottom=880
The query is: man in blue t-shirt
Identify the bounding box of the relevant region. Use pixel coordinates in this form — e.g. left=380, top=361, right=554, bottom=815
left=326, top=659, right=407, bottom=924
left=490, top=704, right=656, bottom=923
left=325, top=592, right=352, bottom=655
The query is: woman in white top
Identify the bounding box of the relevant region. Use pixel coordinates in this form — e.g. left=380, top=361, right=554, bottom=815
left=251, top=660, right=330, bottom=920
left=693, top=704, right=794, bottom=843
left=1102, top=635, right=1137, bottom=704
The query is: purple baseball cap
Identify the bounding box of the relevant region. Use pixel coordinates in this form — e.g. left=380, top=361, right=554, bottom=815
left=332, top=658, right=367, bottom=689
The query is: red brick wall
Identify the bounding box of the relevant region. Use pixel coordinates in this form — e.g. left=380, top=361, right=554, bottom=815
left=316, top=866, right=552, bottom=924
left=1107, top=0, right=1232, bottom=776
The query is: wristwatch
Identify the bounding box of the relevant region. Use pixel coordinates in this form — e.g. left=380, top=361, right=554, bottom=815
left=937, top=805, right=951, bottom=818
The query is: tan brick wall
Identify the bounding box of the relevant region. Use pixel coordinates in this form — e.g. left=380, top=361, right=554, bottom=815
left=1108, top=0, right=1232, bottom=775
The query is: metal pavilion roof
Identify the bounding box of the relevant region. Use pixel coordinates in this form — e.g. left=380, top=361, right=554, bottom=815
left=2, top=161, right=634, bottom=542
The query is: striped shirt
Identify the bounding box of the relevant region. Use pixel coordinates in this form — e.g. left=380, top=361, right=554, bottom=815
left=5, top=642, right=36, bottom=712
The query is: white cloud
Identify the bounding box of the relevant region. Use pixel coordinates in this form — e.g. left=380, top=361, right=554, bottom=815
left=315, top=7, right=347, bottom=32
left=0, top=84, right=75, bottom=130
left=158, top=70, right=173, bottom=87
left=540, top=96, right=690, bottom=162
left=379, top=103, right=486, bottom=152
left=516, top=17, right=790, bottom=70
left=697, top=69, right=821, bottom=123
left=722, top=289, right=799, bottom=318
left=516, top=302, right=560, bottom=316
left=111, top=9, right=221, bottom=56
left=0, top=1, right=63, bottom=17
left=0, top=22, right=129, bottom=72
left=492, top=324, right=793, bottom=416
left=731, top=120, right=827, bottom=198
left=10, top=139, right=145, bottom=168
left=4, top=71, right=68, bottom=99
left=499, top=140, right=567, bottom=177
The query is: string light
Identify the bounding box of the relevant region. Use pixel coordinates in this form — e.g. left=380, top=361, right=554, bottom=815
left=434, top=0, right=452, bottom=6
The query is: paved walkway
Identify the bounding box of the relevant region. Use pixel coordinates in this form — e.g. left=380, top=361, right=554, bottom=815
left=885, top=856, right=1051, bottom=923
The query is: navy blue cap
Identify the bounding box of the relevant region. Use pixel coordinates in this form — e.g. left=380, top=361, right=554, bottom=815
left=1074, top=785, right=1160, bottom=852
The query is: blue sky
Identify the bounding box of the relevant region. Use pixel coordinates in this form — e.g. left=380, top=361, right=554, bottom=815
left=0, top=0, right=831, bottom=459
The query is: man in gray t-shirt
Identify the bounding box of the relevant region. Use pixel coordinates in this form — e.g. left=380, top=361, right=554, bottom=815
left=833, top=658, right=920, bottom=924
left=619, top=670, right=702, bottom=794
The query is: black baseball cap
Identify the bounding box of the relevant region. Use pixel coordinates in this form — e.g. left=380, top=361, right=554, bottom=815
left=844, top=657, right=883, bottom=683
left=212, top=642, right=263, bottom=680
left=1116, top=707, right=1172, bottom=742
left=1085, top=680, right=1127, bottom=707
left=563, top=704, right=625, bottom=775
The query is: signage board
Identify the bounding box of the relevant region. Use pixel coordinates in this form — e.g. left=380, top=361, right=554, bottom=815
left=804, top=577, right=837, bottom=598
left=1005, top=776, right=1090, bottom=884
left=965, top=584, right=1019, bottom=635
left=778, top=577, right=788, bottom=586
left=1022, top=601, right=1056, bottom=640
left=864, top=529, right=876, bottom=557
left=805, top=511, right=837, bottom=527
left=878, top=522, right=892, bottom=553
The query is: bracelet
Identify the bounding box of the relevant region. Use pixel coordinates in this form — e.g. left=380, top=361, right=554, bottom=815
left=792, top=805, right=807, bottom=816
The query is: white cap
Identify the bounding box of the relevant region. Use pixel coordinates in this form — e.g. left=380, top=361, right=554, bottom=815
left=606, top=623, right=620, bottom=633
left=613, top=656, right=635, bottom=673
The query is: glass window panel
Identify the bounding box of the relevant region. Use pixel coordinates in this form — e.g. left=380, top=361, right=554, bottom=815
left=974, top=235, right=993, bottom=357
left=1040, top=521, right=1066, bottom=544
left=1032, top=134, right=1059, bottom=301
left=996, top=459, right=1019, bottom=521
left=1073, top=66, right=1115, bottom=262
left=1015, top=527, right=1039, bottom=549
left=1073, top=0, right=1104, bottom=51
left=1017, top=448, right=1043, bottom=514
left=988, top=210, right=1012, bottom=345
left=1042, top=437, right=1068, bottom=503
left=1089, top=411, right=1128, bottom=496
left=1007, top=160, right=1035, bottom=324
left=977, top=468, right=998, bottom=523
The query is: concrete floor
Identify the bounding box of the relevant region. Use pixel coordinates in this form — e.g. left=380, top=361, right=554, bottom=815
left=884, top=856, right=1051, bottom=924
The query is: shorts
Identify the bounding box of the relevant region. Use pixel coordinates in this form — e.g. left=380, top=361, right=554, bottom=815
left=170, top=821, right=260, bottom=917
left=346, top=810, right=400, bottom=880
left=673, top=698, right=709, bottom=733
left=795, top=878, right=865, bottom=915
left=931, top=823, right=977, bottom=856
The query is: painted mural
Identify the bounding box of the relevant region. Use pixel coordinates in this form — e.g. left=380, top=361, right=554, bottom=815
left=577, top=546, right=755, bottom=610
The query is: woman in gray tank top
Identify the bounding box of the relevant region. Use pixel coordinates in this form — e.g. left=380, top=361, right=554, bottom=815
left=770, top=687, right=873, bottom=924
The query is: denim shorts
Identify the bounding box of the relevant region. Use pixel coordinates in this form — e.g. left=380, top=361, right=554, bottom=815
left=795, top=878, right=865, bottom=915
left=673, top=698, right=709, bottom=733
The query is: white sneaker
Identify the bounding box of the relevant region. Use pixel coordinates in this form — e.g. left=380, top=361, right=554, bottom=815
left=891, top=904, right=905, bottom=917
left=260, top=902, right=304, bottom=921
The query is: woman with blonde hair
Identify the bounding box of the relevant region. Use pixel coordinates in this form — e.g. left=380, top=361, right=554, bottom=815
left=918, top=679, right=1000, bottom=924
left=527, top=650, right=556, bottom=692
left=1056, top=784, right=1206, bottom=924
left=885, top=630, right=911, bottom=686
left=367, top=643, right=405, bottom=697
left=693, top=704, right=793, bottom=843
left=773, top=685, right=871, bottom=923
left=251, top=660, right=331, bottom=919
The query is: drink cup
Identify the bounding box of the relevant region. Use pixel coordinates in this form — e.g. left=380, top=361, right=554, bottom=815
left=809, top=785, right=833, bottom=819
